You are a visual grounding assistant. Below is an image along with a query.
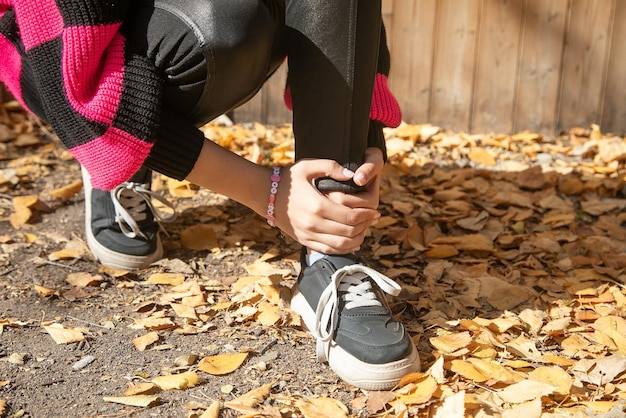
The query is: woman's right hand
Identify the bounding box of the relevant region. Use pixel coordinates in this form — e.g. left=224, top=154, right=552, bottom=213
left=273, top=159, right=381, bottom=254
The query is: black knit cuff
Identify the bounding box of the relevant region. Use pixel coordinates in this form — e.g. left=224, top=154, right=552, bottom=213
left=368, top=120, right=388, bottom=162
left=144, top=112, right=205, bottom=181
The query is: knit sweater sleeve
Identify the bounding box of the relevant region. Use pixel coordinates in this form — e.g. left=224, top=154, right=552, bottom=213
left=0, top=0, right=164, bottom=190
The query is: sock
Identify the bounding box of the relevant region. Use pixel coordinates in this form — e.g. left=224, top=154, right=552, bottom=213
left=306, top=251, right=326, bottom=266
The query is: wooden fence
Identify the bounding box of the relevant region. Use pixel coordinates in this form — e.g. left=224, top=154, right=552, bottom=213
left=236, top=0, right=626, bottom=136
left=2, top=0, right=625, bottom=136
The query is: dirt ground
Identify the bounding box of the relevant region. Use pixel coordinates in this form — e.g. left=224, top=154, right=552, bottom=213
left=2, top=108, right=626, bottom=417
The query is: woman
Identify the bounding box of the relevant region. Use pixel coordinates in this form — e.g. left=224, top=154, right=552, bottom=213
left=0, top=0, right=419, bottom=389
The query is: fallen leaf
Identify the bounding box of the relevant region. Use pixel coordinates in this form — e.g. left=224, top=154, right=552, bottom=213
left=497, top=379, right=555, bottom=403
left=103, top=395, right=160, bottom=407
left=132, top=332, right=160, bottom=351
left=124, top=383, right=161, bottom=396
left=224, top=382, right=273, bottom=411
left=295, top=397, right=349, bottom=418
left=50, top=180, right=83, bottom=200
left=198, top=352, right=248, bottom=375
left=151, top=371, right=204, bottom=390
left=145, top=273, right=185, bottom=286
left=43, top=323, right=85, bottom=344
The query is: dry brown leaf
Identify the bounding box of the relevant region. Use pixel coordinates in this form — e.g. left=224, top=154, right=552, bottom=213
left=145, top=273, right=185, bottom=286
left=295, top=397, right=349, bottom=418
left=0, top=399, right=7, bottom=417
left=50, top=180, right=83, bottom=200
left=450, top=360, right=488, bottom=382
left=33, top=284, right=60, bottom=298
left=128, top=317, right=175, bottom=331
left=124, top=382, right=160, bottom=396
left=224, top=382, right=273, bottom=411
left=200, top=400, right=220, bottom=418
left=103, top=395, right=160, bottom=407
left=528, top=366, right=572, bottom=395
left=592, top=316, right=626, bottom=354
left=132, top=332, right=160, bottom=351
left=66, top=272, right=103, bottom=287
left=198, top=352, right=248, bottom=375
left=468, top=147, right=496, bottom=166
left=396, top=375, right=438, bottom=405
left=497, top=379, right=555, bottom=404
left=180, top=224, right=218, bottom=250
left=43, top=323, right=85, bottom=344
left=151, top=371, right=204, bottom=390
left=430, top=331, right=472, bottom=354
left=467, top=358, right=523, bottom=384
left=433, top=391, right=465, bottom=418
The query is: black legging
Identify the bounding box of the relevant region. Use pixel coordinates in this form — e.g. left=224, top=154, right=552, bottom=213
left=123, top=0, right=383, bottom=176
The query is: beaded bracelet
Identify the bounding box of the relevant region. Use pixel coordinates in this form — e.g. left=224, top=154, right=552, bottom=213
left=266, top=167, right=281, bottom=227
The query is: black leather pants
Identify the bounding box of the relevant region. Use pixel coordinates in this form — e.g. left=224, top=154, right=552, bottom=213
left=125, top=0, right=383, bottom=170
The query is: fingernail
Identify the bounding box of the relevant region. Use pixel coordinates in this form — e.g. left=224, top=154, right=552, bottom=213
left=354, top=173, right=366, bottom=185
left=343, top=168, right=355, bottom=177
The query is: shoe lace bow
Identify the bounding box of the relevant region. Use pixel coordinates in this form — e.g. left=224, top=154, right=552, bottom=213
left=110, top=182, right=176, bottom=239
left=314, top=264, right=401, bottom=359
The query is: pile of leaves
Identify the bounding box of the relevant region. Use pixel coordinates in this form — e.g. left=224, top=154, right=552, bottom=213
left=1, top=99, right=626, bottom=417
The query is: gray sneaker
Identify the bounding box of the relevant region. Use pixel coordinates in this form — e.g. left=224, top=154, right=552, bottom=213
left=290, top=252, right=420, bottom=390
left=82, top=166, right=176, bottom=270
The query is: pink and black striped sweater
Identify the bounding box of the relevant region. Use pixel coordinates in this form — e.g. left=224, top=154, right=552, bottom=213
left=0, top=0, right=401, bottom=190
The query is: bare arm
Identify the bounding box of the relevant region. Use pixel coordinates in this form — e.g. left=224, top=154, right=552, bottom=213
left=185, top=140, right=382, bottom=254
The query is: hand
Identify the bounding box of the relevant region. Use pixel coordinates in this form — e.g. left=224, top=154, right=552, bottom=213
left=274, top=158, right=381, bottom=254
left=326, top=147, right=384, bottom=211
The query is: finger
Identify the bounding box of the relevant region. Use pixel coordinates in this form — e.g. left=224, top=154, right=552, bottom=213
left=297, top=158, right=355, bottom=183
left=353, top=148, right=384, bottom=186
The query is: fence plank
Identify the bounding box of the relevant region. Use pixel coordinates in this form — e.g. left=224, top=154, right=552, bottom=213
left=430, top=0, right=480, bottom=131
left=471, top=0, right=524, bottom=134
left=513, top=0, right=568, bottom=133
left=557, top=0, right=614, bottom=132
left=601, top=0, right=626, bottom=135
left=388, top=0, right=437, bottom=125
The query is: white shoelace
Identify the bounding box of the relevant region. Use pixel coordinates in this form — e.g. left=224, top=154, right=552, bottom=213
left=110, top=182, right=176, bottom=239
left=313, top=264, right=402, bottom=361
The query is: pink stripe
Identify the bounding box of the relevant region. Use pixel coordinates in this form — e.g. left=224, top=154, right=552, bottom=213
left=62, top=25, right=125, bottom=123
left=70, top=127, right=153, bottom=190
left=13, top=0, right=63, bottom=51
left=371, top=74, right=402, bottom=127
left=0, top=35, right=30, bottom=111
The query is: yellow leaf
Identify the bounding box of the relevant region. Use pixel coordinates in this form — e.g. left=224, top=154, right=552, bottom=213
left=528, top=366, right=573, bottom=395
left=200, top=400, right=221, bottom=418
left=66, top=272, right=103, bottom=287
left=430, top=331, right=472, bottom=354
left=170, top=303, right=198, bottom=320
left=592, top=316, right=626, bottom=354
left=145, top=273, right=185, bottom=286
left=497, top=379, right=555, bottom=404
left=198, top=352, right=248, bottom=375
left=43, top=324, right=85, bottom=344
left=467, top=358, right=523, bottom=384
left=129, top=317, right=175, bottom=331
left=396, top=376, right=438, bottom=405
left=9, top=198, right=33, bottom=228
left=450, top=360, right=488, bottom=382
left=123, top=382, right=161, bottom=396
left=224, top=382, right=273, bottom=410
left=50, top=180, right=83, bottom=200
left=151, top=371, right=204, bottom=390
left=468, top=147, right=496, bottom=166
left=103, top=395, right=160, bottom=407
left=295, top=397, right=349, bottom=418
left=0, top=399, right=7, bottom=417
left=132, top=332, right=160, bottom=351
left=34, top=285, right=60, bottom=298
left=580, top=401, right=620, bottom=413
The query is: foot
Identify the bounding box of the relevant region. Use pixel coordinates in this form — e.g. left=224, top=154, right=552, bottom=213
left=82, top=166, right=176, bottom=270
left=290, top=251, right=420, bottom=390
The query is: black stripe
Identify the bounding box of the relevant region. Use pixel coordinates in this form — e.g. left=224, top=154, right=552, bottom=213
left=27, top=38, right=107, bottom=148
left=55, top=0, right=129, bottom=27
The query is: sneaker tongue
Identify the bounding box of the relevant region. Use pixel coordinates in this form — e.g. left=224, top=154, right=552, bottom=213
left=323, top=254, right=360, bottom=270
